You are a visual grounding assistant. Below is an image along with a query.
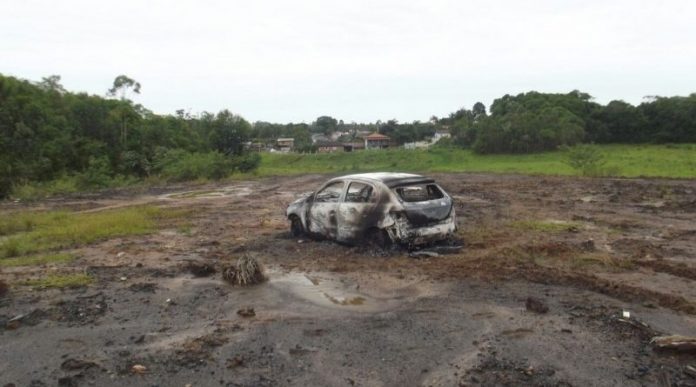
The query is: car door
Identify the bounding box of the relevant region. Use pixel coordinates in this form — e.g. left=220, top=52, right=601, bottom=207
left=307, top=180, right=345, bottom=239
left=336, top=181, right=377, bottom=242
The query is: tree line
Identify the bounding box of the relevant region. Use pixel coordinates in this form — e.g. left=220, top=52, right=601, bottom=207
left=440, top=90, right=696, bottom=153
left=0, top=74, right=262, bottom=197
left=1, top=73, right=695, bottom=197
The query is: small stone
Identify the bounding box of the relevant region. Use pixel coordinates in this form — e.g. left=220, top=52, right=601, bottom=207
left=131, top=364, right=147, bottom=374
left=237, top=307, right=255, bottom=317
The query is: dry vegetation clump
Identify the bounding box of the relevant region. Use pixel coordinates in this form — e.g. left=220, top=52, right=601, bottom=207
left=222, top=254, right=266, bottom=286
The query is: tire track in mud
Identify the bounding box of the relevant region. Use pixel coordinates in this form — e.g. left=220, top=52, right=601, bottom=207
left=635, top=260, right=696, bottom=281
left=516, top=265, right=696, bottom=314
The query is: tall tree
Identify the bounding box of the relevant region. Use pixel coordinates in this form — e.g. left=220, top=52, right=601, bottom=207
left=107, top=75, right=141, bottom=145
left=107, top=75, right=141, bottom=100
left=38, top=75, right=66, bottom=94
left=313, top=116, right=338, bottom=135
left=208, top=110, right=251, bottom=156
left=472, top=102, right=487, bottom=121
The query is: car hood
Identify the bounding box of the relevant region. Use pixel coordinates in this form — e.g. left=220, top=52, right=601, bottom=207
left=291, top=191, right=313, bottom=204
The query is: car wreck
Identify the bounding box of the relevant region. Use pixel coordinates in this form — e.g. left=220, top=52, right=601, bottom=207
left=286, top=173, right=456, bottom=246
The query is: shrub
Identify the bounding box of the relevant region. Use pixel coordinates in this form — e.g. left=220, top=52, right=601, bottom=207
left=153, top=149, right=260, bottom=181
left=564, top=145, right=606, bottom=176
left=121, top=150, right=151, bottom=176
left=77, top=156, right=113, bottom=188
left=11, top=175, right=81, bottom=201
left=234, top=153, right=261, bottom=173
left=156, top=151, right=233, bottom=182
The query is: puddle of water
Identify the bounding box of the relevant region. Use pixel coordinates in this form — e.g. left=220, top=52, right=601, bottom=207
left=156, top=270, right=436, bottom=313
left=268, top=271, right=402, bottom=312
left=160, top=276, right=220, bottom=291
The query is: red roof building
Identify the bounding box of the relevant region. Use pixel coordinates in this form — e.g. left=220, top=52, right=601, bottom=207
left=364, top=132, right=391, bottom=149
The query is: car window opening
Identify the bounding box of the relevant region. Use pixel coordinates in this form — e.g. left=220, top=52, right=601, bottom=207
left=394, top=184, right=444, bottom=202
left=345, top=182, right=374, bottom=203
left=316, top=181, right=344, bottom=203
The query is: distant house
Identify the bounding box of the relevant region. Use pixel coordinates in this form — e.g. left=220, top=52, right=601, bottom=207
left=364, top=132, right=391, bottom=150
left=315, top=141, right=343, bottom=153
left=342, top=142, right=365, bottom=152
left=276, top=138, right=294, bottom=152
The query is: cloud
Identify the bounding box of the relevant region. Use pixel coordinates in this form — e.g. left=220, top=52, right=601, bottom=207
left=2, top=0, right=695, bottom=122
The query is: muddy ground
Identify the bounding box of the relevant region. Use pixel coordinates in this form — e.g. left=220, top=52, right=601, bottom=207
left=1, top=173, right=696, bottom=386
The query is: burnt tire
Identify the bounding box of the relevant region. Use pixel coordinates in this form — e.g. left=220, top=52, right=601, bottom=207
left=289, top=216, right=304, bottom=237
left=365, top=228, right=392, bottom=249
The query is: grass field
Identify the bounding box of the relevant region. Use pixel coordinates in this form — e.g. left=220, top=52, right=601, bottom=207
left=0, top=206, right=190, bottom=259
left=8, top=144, right=696, bottom=200
left=255, top=144, right=696, bottom=178
left=21, top=273, right=93, bottom=289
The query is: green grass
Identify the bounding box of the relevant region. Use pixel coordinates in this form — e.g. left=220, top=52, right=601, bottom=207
left=0, top=206, right=189, bottom=258
left=254, top=144, right=696, bottom=178
left=22, top=273, right=93, bottom=289
left=11, top=174, right=142, bottom=201
left=0, top=253, right=75, bottom=267
left=10, top=176, right=81, bottom=201
left=8, top=144, right=696, bottom=200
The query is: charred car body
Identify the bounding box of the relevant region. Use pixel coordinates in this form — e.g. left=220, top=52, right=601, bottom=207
left=286, top=173, right=456, bottom=246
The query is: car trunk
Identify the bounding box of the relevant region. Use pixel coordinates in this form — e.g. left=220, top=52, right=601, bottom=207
left=393, top=184, right=452, bottom=226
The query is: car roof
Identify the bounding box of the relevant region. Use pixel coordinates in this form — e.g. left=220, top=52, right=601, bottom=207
left=332, top=172, right=435, bottom=188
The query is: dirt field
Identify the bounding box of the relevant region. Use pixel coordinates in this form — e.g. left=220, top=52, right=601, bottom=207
left=2, top=173, right=696, bottom=386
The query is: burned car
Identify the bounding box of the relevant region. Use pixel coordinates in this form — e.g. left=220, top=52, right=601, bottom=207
left=286, top=173, right=456, bottom=246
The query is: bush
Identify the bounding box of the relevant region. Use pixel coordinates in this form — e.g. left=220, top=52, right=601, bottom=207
left=157, top=151, right=233, bottom=182
left=564, top=145, right=607, bottom=176
left=234, top=153, right=261, bottom=173
left=120, top=150, right=151, bottom=176
left=153, top=149, right=260, bottom=181
left=77, top=156, right=113, bottom=188
left=11, top=175, right=80, bottom=200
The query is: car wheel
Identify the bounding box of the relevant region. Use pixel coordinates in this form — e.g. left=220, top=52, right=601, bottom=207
left=365, top=228, right=392, bottom=249
left=289, top=216, right=304, bottom=237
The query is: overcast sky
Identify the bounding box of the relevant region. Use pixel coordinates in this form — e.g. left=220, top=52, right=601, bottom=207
left=2, top=0, right=696, bottom=123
